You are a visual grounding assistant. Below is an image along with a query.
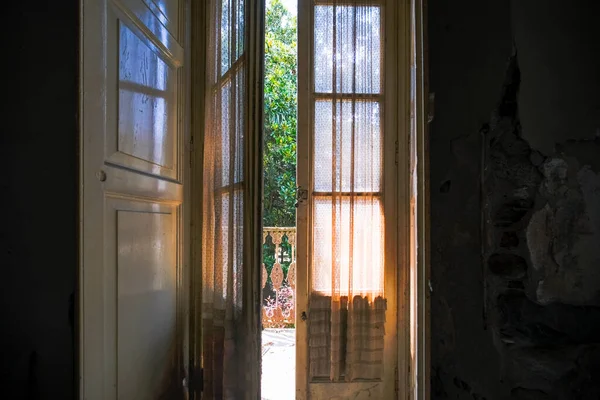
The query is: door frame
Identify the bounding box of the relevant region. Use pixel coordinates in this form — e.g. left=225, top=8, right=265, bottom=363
left=187, top=0, right=430, bottom=398
left=295, top=0, right=430, bottom=399
left=405, top=0, right=430, bottom=398
left=189, top=0, right=208, bottom=398
left=394, top=0, right=431, bottom=399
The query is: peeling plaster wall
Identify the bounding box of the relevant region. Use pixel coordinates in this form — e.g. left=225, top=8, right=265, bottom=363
left=429, top=1, right=600, bottom=399
left=0, top=2, right=78, bottom=399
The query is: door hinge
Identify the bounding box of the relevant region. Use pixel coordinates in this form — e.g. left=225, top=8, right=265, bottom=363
left=394, top=140, right=399, bottom=166
left=394, top=366, right=399, bottom=394
left=189, top=366, right=203, bottom=394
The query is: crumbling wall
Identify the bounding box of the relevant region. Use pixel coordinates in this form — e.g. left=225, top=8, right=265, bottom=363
left=430, top=0, right=600, bottom=398
left=484, top=53, right=600, bottom=399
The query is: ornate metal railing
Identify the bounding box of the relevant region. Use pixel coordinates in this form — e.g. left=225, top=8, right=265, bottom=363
left=262, top=227, right=296, bottom=328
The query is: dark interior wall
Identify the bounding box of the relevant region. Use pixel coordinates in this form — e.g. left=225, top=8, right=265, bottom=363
left=429, top=1, right=600, bottom=399
left=1, top=2, right=79, bottom=399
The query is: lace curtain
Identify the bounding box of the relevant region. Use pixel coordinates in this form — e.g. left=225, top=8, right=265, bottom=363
left=309, top=0, right=387, bottom=382
left=201, top=0, right=264, bottom=398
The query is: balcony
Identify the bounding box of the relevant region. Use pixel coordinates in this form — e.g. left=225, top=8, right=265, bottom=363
left=262, top=226, right=296, bottom=328
left=261, top=227, right=296, bottom=400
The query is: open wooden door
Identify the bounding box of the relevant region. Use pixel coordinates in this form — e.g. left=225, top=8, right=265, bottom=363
left=80, top=0, right=191, bottom=398
left=192, top=0, right=265, bottom=398
left=296, top=0, right=400, bottom=398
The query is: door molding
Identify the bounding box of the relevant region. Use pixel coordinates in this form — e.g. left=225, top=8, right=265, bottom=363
left=188, top=0, right=207, bottom=398
left=398, top=0, right=430, bottom=399
left=408, top=0, right=430, bottom=398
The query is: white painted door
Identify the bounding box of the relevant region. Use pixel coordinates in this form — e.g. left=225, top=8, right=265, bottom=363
left=296, top=0, right=399, bottom=398
left=80, top=0, right=190, bottom=399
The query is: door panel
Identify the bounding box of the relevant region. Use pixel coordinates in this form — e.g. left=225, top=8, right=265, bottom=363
left=113, top=201, right=178, bottom=399
left=80, top=0, right=189, bottom=398
left=296, top=1, right=397, bottom=398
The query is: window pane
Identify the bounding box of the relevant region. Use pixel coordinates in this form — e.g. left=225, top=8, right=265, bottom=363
left=314, top=5, right=381, bottom=94
left=221, top=0, right=245, bottom=76
left=219, top=67, right=245, bottom=187
left=220, top=0, right=230, bottom=74
left=118, top=23, right=174, bottom=168
left=314, top=100, right=382, bottom=192
left=312, top=196, right=384, bottom=296
left=220, top=79, right=231, bottom=186
left=207, top=189, right=244, bottom=309
left=236, top=0, right=245, bottom=62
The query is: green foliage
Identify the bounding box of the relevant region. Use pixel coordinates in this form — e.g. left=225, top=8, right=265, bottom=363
left=263, top=0, right=297, bottom=227
left=262, top=235, right=293, bottom=276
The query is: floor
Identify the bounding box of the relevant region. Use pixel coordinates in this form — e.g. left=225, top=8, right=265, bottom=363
left=261, top=328, right=295, bottom=400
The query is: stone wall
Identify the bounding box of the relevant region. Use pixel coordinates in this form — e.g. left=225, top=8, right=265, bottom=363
left=430, top=1, right=600, bottom=398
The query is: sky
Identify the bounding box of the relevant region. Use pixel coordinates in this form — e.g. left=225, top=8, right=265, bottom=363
left=268, top=0, right=297, bottom=16
left=281, top=0, right=297, bottom=14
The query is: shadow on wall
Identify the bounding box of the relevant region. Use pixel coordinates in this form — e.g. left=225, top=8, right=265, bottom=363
left=1, top=1, right=79, bottom=399
left=429, top=0, right=600, bottom=399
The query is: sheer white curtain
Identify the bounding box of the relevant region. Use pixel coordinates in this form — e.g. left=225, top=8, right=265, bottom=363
left=201, top=0, right=264, bottom=398
left=309, top=0, right=387, bottom=382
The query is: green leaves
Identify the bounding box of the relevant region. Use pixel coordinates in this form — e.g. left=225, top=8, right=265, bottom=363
left=263, top=0, right=297, bottom=227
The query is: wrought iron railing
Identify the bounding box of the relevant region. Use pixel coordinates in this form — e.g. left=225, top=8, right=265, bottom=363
left=262, top=227, right=296, bottom=328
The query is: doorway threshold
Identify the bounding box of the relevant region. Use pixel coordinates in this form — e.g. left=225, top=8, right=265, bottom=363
left=261, top=328, right=295, bottom=400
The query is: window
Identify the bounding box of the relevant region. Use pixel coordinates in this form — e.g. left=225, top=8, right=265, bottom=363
left=310, top=3, right=386, bottom=299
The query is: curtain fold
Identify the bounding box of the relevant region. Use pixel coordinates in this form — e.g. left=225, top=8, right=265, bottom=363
left=202, top=0, right=264, bottom=398
left=309, top=0, right=387, bottom=382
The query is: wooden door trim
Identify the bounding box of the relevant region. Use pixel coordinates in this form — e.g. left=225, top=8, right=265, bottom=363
left=296, top=0, right=311, bottom=398
left=188, top=0, right=207, bottom=398
left=395, top=0, right=411, bottom=399
left=396, top=1, right=431, bottom=399
left=409, top=0, right=430, bottom=398
left=80, top=0, right=109, bottom=395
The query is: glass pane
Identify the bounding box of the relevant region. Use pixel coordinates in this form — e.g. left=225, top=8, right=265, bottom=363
left=207, top=189, right=244, bottom=310
left=221, top=0, right=230, bottom=75
left=234, top=67, right=245, bottom=185
left=219, top=67, right=245, bottom=187
left=118, top=23, right=175, bottom=168
left=314, top=100, right=382, bottom=192
left=312, top=196, right=384, bottom=296
left=221, top=0, right=245, bottom=76
left=220, top=79, right=231, bottom=186
left=236, top=0, right=245, bottom=62
left=314, top=5, right=381, bottom=94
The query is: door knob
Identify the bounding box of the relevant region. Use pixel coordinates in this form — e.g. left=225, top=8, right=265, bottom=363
left=96, top=170, right=107, bottom=182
